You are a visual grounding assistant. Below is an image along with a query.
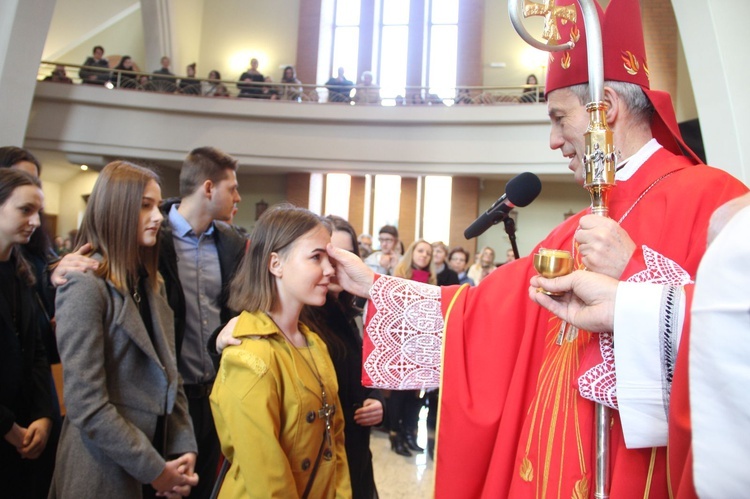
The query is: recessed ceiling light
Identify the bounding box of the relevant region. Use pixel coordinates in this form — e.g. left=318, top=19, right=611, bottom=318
left=80, top=165, right=88, bottom=171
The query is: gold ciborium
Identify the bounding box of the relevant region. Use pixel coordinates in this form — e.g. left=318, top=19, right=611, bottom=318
left=533, top=248, right=573, bottom=296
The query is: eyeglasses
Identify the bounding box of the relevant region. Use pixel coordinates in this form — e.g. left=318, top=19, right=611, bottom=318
left=378, top=237, right=395, bottom=243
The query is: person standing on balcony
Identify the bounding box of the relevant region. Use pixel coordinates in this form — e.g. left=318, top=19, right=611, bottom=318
left=237, top=58, right=265, bottom=98
left=325, top=67, right=354, bottom=103
left=79, top=45, right=110, bottom=85
left=280, top=65, right=303, bottom=101
left=352, top=71, right=381, bottom=105
left=152, top=56, right=176, bottom=92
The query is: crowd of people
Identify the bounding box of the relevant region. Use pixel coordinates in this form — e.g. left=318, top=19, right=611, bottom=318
left=43, top=45, right=544, bottom=105
left=0, top=141, right=513, bottom=498
left=10, top=0, right=750, bottom=496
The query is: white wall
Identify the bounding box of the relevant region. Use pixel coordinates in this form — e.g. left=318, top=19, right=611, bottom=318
left=197, top=0, right=301, bottom=82
left=55, top=170, right=100, bottom=236
left=673, top=0, right=749, bottom=184
left=52, top=6, right=146, bottom=73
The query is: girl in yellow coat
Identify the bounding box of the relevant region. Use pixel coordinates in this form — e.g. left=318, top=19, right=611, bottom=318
left=210, top=204, right=351, bottom=498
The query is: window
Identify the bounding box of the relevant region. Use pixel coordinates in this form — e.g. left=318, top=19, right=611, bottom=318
left=331, top=0, right=361, bottom=84
left=322, top=0, right=460, bottom=104
left=426, top=0, right=459, bottom=101
left=422, top=175, right=452, bottom=243
left=324, top=173, right=351, bottom=218
left=372, top=175, right=401, bottom=248
left=377, top=0, right=410, bottom=103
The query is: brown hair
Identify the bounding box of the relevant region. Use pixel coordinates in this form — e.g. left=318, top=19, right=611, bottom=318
left=394, top=239, right=436, bottom=284
left=76, top=161, right=160, bottom=293
left=448, top=246, right=470, bottom=264
left=299, top=214, right=360, bottom=360
left=228, top=204, right=329, bottom=313
left=378, top=224, right=398, bottom=239
left=0, top=169, right=42, bottom=285
left=0, top=146, right=42, bottom=175
left=179, top=146, right=238, bottom=197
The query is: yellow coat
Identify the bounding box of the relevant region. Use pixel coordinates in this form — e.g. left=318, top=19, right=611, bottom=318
left=210, top=311, right=351, bottom=498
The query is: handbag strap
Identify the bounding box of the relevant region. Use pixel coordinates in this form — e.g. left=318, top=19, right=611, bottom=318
left=301, top=429, right=327, bottom=499
left=209, top=427, right=327, bottom=499
left=209, top=457, right=231, bottom=499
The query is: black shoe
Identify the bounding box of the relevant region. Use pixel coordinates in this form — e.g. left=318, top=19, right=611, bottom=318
left=403, top=433, right=424, bottom=452
left=389, top=434, right=412, bottom=457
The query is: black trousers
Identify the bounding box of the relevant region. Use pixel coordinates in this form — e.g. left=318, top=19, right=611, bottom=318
left=387, top=390, right=424, bottom=435
left=185, top=386, right=221, bottom=499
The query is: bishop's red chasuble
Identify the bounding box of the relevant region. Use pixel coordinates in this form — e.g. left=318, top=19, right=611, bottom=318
left=362, top=148, right=747, bottom=498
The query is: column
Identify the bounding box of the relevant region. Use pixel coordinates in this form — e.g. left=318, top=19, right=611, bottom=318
left=296, top=0, right=322, bottom=85
left=0, top=0, right=56, bottom=145
left=398, top=177, right=418, bottom=247
left=348, top=175, right=367, bottom=236
left=456, top=0, right=484, bottom=87
left=449, top=176, right=480, bottom=257
left=286, top=172, right=311, bottom=208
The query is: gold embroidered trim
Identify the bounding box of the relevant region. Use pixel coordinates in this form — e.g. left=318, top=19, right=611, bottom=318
left=520, top=456, right=534, bottom=482
left=572, top=476, right=589, bottom=499
left=435, top=283, right=470, bottom=462
left=643, top=447, right=658, bottom=499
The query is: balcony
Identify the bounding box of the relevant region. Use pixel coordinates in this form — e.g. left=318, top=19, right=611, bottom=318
left=28, top=64, right=565, bottom=180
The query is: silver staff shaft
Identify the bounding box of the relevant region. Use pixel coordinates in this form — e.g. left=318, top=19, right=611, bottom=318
left=507, top=1, right=613, bottom=497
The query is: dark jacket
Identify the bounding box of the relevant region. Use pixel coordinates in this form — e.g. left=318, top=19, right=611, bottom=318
left=79, top=57, right=110, bottom=85
left=237, top=71, right=265, bottom=97
left=0, top=257, right=54, bottom=437
left=436, top=265, right=460, bottom=286
left=303, top=299, right=383, bottom=499
left=157, top=200, right=248, bottom=360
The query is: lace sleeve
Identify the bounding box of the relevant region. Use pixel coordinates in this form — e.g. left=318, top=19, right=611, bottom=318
left=362, top=275, right=444, bottom=389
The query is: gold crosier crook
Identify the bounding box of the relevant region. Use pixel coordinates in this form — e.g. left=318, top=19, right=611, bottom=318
left=507, top=0, right=615, bottom=497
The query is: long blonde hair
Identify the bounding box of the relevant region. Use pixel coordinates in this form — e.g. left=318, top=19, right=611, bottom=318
left=394, top=239, right=436, bottom=284
left=76, top=161, right=161, bottom=293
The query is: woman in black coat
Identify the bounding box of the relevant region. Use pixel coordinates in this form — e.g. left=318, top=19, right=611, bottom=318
left=301, top=215, right=384, bottom=498
left=0, top=169, right=55, bottom=499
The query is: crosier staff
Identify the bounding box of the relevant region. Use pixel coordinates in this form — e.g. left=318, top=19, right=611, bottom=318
left=508, top=0, right=614, bottom=497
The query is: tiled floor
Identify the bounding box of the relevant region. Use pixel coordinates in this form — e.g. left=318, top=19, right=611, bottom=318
left=371, top=408, right=435, bottom=498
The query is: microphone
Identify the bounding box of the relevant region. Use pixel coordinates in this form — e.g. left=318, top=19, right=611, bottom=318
left=464, top=172, right=542, bottom=239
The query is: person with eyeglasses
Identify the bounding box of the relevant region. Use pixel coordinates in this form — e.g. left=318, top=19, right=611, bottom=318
left=363, top=225, right=399, bottom=276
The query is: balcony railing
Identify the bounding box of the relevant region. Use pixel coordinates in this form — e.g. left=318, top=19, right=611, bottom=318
left=38, top=60, right=547, bottom=106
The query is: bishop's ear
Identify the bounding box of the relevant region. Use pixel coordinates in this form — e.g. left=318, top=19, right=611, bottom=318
left=602, top=86, right=621, bottom=126
left=269, top=252, right=283, bottom=277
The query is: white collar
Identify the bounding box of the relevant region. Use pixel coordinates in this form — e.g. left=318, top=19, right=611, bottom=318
left=615, top=138, right=662, bottom=182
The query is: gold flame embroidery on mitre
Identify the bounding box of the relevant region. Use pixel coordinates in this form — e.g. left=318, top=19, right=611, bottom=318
left=621, top=50, right=640, bottom=75
left=569, top=25, right=580, bottom=44
left=561, top=51, right=571, bottom=69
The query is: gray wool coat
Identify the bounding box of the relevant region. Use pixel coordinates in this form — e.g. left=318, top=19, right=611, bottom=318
left=49, top=269, right=197, bottom=499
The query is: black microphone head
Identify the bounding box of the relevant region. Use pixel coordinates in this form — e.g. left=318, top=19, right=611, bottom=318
left=506, top=172, right=542, bottom=207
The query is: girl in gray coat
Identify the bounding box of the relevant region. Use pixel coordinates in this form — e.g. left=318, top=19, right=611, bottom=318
left=49, top=161, right=198, bottom=498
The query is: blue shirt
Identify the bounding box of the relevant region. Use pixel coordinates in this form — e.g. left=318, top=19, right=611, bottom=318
left=168, top=205, right=222, bottom=385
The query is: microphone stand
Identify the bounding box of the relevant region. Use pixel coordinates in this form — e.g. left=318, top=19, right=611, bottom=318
left=503, top=216, right=520, bottom=260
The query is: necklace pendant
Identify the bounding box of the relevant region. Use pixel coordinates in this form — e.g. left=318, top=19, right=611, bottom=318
left=318, top=393, right=335, bottom=447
